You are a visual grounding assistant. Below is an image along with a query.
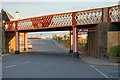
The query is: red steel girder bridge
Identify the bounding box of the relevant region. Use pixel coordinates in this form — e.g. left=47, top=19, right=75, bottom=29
left=5, top=5, right=120, bottom=57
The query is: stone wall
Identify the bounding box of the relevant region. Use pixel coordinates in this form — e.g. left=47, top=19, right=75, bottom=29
left=107, top=31, right=120, bottom=54
left=87, top=22, right=119, bottom=57
left=87, top=32, right=97, bottom=57
left=19, top=33, right=26, bottom=52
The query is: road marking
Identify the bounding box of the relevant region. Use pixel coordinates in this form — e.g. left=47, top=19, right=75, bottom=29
left=2, top=54, right=11, bottom=57
left=21, top=62, right=30, bottom=64
left=90, top=65, right=109, bottom=78
left=5, top=65, right=16, bottom=68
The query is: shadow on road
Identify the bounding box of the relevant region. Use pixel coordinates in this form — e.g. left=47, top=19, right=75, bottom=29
left=19, top=51, right=72, bottom=58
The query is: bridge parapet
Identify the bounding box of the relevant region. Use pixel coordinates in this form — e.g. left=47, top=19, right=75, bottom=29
left=76, top=8, right=103, bottom=25
left=108, top=5, right=120, bottom=22
left=48, top=13, right=72, bottom=27
left=6, top=13, right=73, bottom=31
left=5, top=5, right=119, bottom=32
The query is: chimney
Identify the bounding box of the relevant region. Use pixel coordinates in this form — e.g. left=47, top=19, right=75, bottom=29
left=16, top=11, right=20, bottom=20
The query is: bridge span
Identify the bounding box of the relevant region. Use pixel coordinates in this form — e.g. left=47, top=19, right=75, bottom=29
left=4, top=5, right=120, bottom=58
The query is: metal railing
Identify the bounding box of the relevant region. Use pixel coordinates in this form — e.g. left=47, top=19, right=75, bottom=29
left=76, top=8, right=103, bottom=25
left=108, top=5, right=120, bottom=22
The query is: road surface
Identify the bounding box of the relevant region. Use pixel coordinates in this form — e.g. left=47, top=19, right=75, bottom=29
left=2, top=39, right=119, bottom=79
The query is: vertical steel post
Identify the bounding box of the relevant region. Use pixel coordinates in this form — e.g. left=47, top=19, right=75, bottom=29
left=24, top=32, right=28, bottom=51
left=69, top=30, right=73, bottom=53
left=15, top=21, right=20, bottom=54
left=15, top=11, right=20, bottom=54
left=72, top=12, right=79, bottom=58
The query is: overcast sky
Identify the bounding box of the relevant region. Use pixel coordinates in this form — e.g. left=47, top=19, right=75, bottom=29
left=2, top=2, right=118, bottom=18
left=1, top=1, right=119, bottom=37
left=1, top=0, right=120, bottom=2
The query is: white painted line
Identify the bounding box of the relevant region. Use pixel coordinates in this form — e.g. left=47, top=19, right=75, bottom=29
left=21, top=62, right=30, bottom=64
left=5, top=65, right=16, bottom=68
left=2, top=54, right=11, bottom=57
left=90, top=65, right=109, bottom=78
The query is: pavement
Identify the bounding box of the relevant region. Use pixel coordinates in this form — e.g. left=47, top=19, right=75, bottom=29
left=1, top=54, right=11, bottom=57
left=0, top=55, right=1, bottom=79
left=80, top=54, right=119, bottom=66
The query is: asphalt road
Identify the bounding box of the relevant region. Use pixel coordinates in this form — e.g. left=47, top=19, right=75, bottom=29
left=2, top=39, right=119, bottom=79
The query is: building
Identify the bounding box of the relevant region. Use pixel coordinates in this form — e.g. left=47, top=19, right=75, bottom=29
left=2, top=9, right=28, bottom=53
left=1, top=9, right=13, bottom=54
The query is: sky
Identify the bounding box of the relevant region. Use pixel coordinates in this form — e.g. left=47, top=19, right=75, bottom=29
left=1, top=0, right=120, bottom=2
left=1, top=0, right=119, bottom=38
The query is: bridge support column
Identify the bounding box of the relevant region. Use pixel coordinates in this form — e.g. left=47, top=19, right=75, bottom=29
left=72, top=12, right=79, bottom=58
left=24, top=32, right=28, bottom=51
left=73, top=27, right=79, bottom=58
left=15, top=21, right=20, bottom=54
left=69, top=30, right=73, bottom=53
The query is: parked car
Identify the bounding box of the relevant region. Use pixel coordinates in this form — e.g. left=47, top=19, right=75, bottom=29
left=28, top=41, right=32, bottom=49
left=28, top=44, right=32, bottom=49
